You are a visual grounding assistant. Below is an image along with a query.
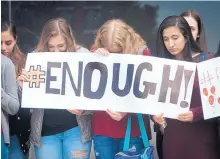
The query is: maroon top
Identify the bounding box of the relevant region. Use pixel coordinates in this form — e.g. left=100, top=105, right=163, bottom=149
left=92, top=49, right=152, bottom=138
left=163, top=53, right=219, bottom=159
left=92, top=112, right=152, bottom=138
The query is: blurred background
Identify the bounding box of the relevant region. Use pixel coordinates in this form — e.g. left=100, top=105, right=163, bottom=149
left=2, top=1, right=220, bottom=158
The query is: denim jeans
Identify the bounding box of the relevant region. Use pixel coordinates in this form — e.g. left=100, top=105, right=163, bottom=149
left=93, top=135, right=144, bottom=159
left=35, top=126, right=92, bottom=159
left=1, top=134, right=9, bottom=159
left=9, top=135, right=27, bottom=159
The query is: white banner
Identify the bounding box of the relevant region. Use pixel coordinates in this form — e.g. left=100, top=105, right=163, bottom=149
left=197, top=57, right=220, bottom=119
left=21, top=52, right=197, bottom=119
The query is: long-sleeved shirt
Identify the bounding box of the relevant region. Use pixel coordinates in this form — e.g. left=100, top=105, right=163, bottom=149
left=1, top=54, right=19, bottom=144
left=163, top=52, right=219, bottom=159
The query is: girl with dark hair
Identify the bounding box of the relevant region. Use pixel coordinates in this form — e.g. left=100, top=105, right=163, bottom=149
left=1, top=22, right=30, bottom=159
left=153, top=15, right=219, bottom=159
left=156, top=15, right=202, bottom=60
left=155, top=10, right=209, bottom=158
left=180, top=9, right=207, bottom=52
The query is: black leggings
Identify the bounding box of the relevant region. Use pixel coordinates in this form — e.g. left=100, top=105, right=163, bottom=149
left=156, top=131, right=163, bottom=159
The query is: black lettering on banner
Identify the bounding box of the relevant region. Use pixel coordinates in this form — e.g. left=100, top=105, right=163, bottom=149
left=83, top=62, right=108, bottom=99
left=46, top=62, right=61, bottom=94
left=61, top=62, right=83, bottom=96
left=112, top=63, right=134, bottom=97
left=158, top=65, right=184, bottom=104
left=133, top=62, right=157, bottom=98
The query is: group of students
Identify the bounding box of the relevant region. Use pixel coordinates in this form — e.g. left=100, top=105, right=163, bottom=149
left=1, top=9, right=220, bottom=159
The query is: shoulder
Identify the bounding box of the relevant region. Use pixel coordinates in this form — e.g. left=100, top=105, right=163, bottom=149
left=138, top=45, right=151, bottom=56
left=194, top=52, right=215, bottom=63
left=143, top=48, right=151, bottom=56
left=1, top=54, right=15, bottom=68
left=1, top=55, right=16, bottom=79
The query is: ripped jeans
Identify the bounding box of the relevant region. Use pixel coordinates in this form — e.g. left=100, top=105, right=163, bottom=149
left=93, top=135, right=144, bottom=159
left=35, top=127, right=92, bottom=159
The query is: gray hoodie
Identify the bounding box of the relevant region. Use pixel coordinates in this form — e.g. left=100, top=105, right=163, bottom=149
left=1, top=54, right=20, bottom=144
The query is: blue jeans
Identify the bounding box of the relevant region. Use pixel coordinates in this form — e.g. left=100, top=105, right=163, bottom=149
left=35, top=126, right=92, bottom=159
left=9, top=135, right=27, bottom=159
left=93, top=135, right=144, bottom=159
left=1, top=134, right=9, bottom=159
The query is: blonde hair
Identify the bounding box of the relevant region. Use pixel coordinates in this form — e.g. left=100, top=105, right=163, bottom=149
left=94, top=19, right=146, bottom=55
left=35, top=18, right=79, bottom=52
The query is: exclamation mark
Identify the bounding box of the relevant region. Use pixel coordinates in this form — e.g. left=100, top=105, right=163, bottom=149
left=180, top=70, right=193, bottom=108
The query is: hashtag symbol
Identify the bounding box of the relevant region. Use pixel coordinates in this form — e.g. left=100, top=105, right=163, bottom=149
left=200, top=70, right=213, bottom=85
left=27, top=65, right=46, bottom=88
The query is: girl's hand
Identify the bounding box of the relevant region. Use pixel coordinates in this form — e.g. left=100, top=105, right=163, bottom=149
left=95, top=48, right=110, bottom=56
left=177, top=111, right=193, bottom=122
left=106, top=109, right=127, bottom=121
left=152, top=113, right=165, bottom=125
left=67, top=109, right=84, bottom=115
left=17, top=69, right=30, bottom=88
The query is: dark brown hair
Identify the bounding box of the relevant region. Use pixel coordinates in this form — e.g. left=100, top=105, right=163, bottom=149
left=1, top=22, right=26, bottom=77
left=156, top=16, right=202, bottom=62
left=180, top=9, right=207, bottom=52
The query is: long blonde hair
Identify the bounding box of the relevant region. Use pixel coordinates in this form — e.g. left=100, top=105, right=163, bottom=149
left=35, top=18, right=79, bottom=52
left=94, top=19, right=146, bottom=55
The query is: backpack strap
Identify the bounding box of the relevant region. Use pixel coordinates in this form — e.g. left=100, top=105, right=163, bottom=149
left=137, top=113, right=150, bottom=147
left=123, top=117, right=131, bottom=151
left=123, top=114, right=150, bottom=151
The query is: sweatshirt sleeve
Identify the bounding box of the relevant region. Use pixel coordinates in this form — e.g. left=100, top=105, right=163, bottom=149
left=1, top=58, right=20, bottom=115
left=190, top=106, right=204, bottom=122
